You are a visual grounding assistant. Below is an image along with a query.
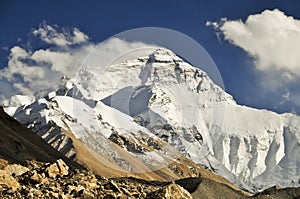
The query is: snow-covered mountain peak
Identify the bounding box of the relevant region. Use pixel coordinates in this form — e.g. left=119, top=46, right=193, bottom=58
left=72, top=47, right=233, bottom=107
left=148, top=48, right=183, bottom=63
left=4, top=47, right=300, bottom=193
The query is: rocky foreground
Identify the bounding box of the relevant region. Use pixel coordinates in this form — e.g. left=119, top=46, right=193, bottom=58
left=2, top=159, right=300, bottom=199
left=0, top=158, right=193, bottom=199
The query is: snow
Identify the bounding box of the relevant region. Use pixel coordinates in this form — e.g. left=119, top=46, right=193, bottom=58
left=95, top=101, right=147, bottom=135
left=2, top=95, right=35, bottom=116
left=6, top=47, right=300, bottom=193
left=48, top=91, right=56, bottom=99
left=14, top=94, right=171, bottom=172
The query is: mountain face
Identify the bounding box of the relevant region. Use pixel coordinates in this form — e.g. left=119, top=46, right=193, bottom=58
left=3, top=48, right=300, bottom=193
left=1, top=107, right=300, bottom=198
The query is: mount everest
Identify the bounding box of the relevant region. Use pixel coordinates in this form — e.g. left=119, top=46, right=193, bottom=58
left=3, top=48, right=300, bottom=193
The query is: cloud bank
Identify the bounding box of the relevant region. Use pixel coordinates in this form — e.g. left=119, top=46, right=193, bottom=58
left=207, top=9, right=300, bottom=114
left=0, top=23, right=156, bottom=102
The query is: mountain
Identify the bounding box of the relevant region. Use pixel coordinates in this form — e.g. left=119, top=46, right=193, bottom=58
left=0, top=105, right=245, bottom=198
left=2, top=105, right=300, bottom=198
left=3, top=48, right=300, bottom=193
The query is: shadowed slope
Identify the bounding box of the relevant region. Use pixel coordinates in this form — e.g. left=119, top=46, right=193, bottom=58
left=0, top=106, right=82, bottom=169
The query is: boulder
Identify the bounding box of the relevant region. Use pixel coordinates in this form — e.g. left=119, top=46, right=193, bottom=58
left=4, top=164, right=29, bottom=176
left=0, top=170, right=20, bottom=191
left=46, top=159, right=69, bottom=178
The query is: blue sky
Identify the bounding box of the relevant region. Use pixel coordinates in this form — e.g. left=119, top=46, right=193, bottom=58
left=1, top=0, right=300, bottom=114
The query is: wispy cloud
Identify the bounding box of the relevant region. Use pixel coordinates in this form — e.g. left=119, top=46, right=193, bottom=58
left=32, top=22, right=89, bottom=46
left=0, top=23, right=157, bottom=103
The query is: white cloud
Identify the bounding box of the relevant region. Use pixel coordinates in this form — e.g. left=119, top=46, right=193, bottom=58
left=13, top=83, right=34, bottom=95
left=1, top=46, right=45, bottom=82
left=208, top=9, right=300, bottom=114
left=81, top=37, right=158, bottom=69
left=73, top=28, right=89, bottom=44
left=32, top=23, right=89, bottom=46
left=31, top=49, right=74, bottom=74
left=208, top=9, right=300, bottom=76
left=0, top=23, right=157, bottom=103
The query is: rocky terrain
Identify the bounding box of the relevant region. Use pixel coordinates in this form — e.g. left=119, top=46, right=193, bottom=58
left=0, top=158, right=194, bottom=199
left=1, top=158, right=300, bottom=199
